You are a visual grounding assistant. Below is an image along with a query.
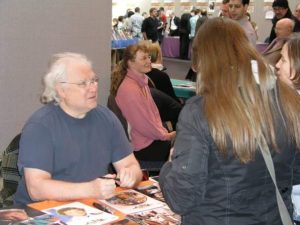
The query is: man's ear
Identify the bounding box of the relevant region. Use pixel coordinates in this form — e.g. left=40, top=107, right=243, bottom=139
left=56, top=84, right=66, bottom=100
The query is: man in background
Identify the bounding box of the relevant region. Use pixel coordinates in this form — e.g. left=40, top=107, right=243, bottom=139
left=229, top=0, right=257, bottom=46
left=268, top=0, right=300, bottom=43
left=263, top=18, right=295, bottom=66
left=220, top=0, right=230, bottom=18
left=14, top=52, right=142, bottom=205
left=142, top=8, right=160, bottom=43
left=189, top=8, right=200, bottom=43
left=179, top=11, right=192, bottom=59
left=129, top=7, right=144, bottom=40
left=169, top=12, right=180, bottom=36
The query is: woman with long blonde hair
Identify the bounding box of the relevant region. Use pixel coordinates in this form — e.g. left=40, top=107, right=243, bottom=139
left=159, top=18, right=300, bottom=225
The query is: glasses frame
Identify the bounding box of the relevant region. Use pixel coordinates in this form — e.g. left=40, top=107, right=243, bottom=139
left=59, top=76, right=99, bottom=88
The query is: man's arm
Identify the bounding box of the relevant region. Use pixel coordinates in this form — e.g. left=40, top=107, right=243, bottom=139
left=24, top=168, right=116, bottom=202
left=113, top=153, right=142, bottom=188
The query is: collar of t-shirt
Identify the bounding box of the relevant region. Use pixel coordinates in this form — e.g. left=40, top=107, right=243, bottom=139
left=127, top=68, right=149, bottom=87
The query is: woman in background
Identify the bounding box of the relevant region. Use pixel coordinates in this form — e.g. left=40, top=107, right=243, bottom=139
left=111, top=43, right=175, bottom=163
left=159, top=18, right=300, bottom=225
left=146, top=42, right=180, bottom=103
left=276, top=35, right=300, bottom=224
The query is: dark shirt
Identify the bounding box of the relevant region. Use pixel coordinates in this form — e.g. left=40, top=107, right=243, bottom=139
left=142, top=17, right=159, bottom=42
left=146, top=68, right=180, bottom=103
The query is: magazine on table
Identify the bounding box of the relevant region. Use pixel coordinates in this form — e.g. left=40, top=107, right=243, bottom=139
left=42, top=201, right=119, bottom=225
left=99, top=189, right=165, bottom=215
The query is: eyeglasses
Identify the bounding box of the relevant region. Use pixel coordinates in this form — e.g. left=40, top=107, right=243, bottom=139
left=60, top=76, right=99, bottom=88
left=136, top=55, right=151, bottom=61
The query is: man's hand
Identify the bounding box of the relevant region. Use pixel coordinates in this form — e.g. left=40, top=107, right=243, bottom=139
left=117, top=167, right=138, bottom=188
left=113, top=154, right=143, bottom=188
left=94, top=174, right=117, bottom=199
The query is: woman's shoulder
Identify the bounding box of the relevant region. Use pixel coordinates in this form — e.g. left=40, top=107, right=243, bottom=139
left=181, top=96, right=205, bottom=117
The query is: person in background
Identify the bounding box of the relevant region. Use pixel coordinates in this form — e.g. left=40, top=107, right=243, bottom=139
left=128, top=7, right=144, bottom=40
left=142, top=12, right=148, bottom=19
left=195, top=9, right=208, bottom=34
left=146, top=42, right=180, bottom=103
left=124, top=11, right=134, bottom=32
left=189, top=8, right=200, bottom=43
left=14, top=53, right=142, bottom=205
left=169, top=11, right=180, bottom=36
left=117, top=16, right=125, bottom=31
left=263, top=18, right=295, bottom=66
left=159, top=17, right=300, bottom=225
left=157, top=7, right=167, bottom=44
left=268, top=0, right=300, bottom=44
left=112, top=18, right=118, bottom=31
left=142, top=8, right=160, bottom=43
left=246, top=12, right=258, bottom=39
left=179, top=11, right=192, bottom=60
left=220, top=0, right=230, bottom=18
left=294, top=3, right=300, bottom=21
left=229, top=0, right=257, bottom=47
left=111, top=43, right=176, bottom=164
left=275, top=35, right=300, bottom=225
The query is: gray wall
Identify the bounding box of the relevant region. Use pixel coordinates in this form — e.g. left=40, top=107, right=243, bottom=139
left=0, top=0, right=111, bottom=153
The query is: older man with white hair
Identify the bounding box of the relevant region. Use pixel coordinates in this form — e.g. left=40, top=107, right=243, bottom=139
left=14, top=52, right=142, bottom=205
left=263, top=18, right=295, bottom=66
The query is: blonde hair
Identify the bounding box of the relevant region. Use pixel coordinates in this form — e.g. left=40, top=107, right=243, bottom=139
left=193, top=18, right=300, bottom=163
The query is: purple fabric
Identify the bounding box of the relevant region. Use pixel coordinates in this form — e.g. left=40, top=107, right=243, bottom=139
left=256, top=43, right=269, bottom=53
left=162, top=36, right=180, bottom=58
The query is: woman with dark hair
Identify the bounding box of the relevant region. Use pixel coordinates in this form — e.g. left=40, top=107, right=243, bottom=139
left=159, top=18, right=300, bottom=225
left=111, top=43, right=176, bottom=163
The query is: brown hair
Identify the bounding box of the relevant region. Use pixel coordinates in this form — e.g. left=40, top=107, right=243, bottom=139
left=110, top=43, right=149, bottom=96
left=286, top=35, right=300, bottom=89
left=193, top=18, right=300, bottom=163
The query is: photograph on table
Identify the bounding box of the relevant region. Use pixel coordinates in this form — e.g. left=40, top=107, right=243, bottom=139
left=100, top=190, right=165, bottom=215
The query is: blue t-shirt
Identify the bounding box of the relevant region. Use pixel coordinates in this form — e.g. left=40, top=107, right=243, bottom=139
left=14, top=103, right=132, bottom=205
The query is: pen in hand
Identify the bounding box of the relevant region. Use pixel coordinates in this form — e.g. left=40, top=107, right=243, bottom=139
left=93, top=202, right=114, bottom=214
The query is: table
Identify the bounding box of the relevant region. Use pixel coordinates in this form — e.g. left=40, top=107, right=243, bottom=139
left=25, top=180, right=180, bottom=224
left=162, top=36, right=181, bottom=58
left=171, top=79, right=196, bottom=99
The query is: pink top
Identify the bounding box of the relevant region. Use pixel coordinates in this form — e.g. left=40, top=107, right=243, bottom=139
left=116, top=69, right=169, bottom=151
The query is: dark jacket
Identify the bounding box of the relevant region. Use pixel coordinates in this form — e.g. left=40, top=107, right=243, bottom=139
left=169, top=16, right=180, bottom=36
left=159, top=96, right=300, bottom=225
